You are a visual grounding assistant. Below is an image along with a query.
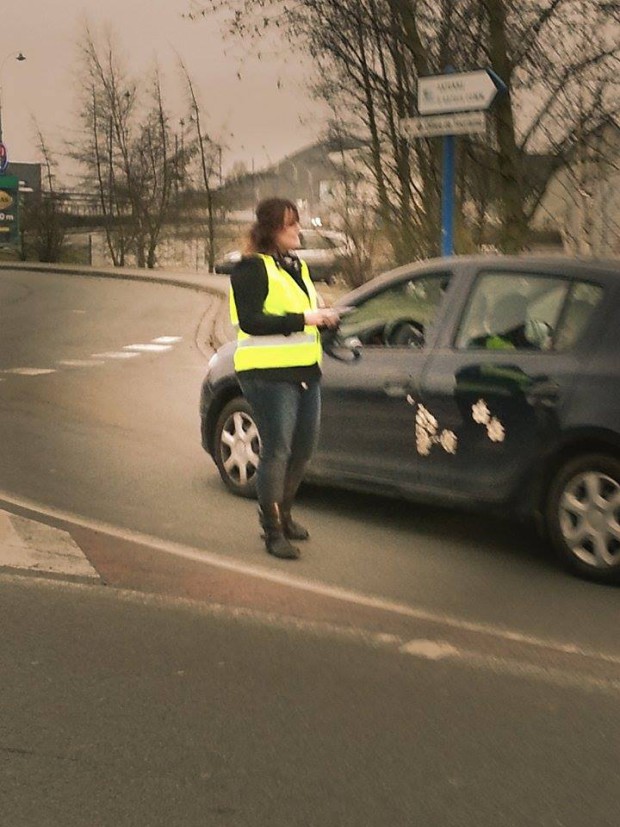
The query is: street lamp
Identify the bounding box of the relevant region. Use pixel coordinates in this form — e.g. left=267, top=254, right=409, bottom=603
left=0, top=51, right=26, bottom=145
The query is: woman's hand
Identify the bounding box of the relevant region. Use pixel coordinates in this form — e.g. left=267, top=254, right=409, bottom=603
left=304, top=308, right=341, bottom=329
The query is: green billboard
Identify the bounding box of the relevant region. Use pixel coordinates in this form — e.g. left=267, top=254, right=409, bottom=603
left=0, top=175, right=20, bottom=245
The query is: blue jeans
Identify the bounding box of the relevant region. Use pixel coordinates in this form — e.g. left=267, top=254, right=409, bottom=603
left=238, top=376, right=321, bottom=509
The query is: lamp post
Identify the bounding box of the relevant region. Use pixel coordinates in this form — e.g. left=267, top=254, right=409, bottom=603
left=0, top=51, right=26, bottom=145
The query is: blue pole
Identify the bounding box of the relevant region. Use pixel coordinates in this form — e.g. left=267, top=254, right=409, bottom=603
left=441, top=133, right=455, bottom=256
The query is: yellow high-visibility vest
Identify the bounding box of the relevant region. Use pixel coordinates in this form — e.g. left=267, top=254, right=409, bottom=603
left=230, top=254, right=322, bottom=372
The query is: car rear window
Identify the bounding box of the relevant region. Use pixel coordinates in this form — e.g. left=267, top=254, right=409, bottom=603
left=456, top=272, right=606, bottom=352
left=456, top=273, right=568, bottom=351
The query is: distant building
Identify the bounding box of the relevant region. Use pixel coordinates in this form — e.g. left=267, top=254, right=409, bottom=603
left=532, top=118, right=620, bottom=258
left=55, top=190, right=104, bottom=217
left=218, top=137, right=367, bottom=223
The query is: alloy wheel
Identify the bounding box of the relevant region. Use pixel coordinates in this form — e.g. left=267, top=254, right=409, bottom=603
left=219, top=409, right=260, bottom=489
left=558, top=470, right=620, bottom=569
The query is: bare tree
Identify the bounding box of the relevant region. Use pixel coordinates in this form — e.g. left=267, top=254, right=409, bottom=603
left=132, top=71, right=177, bottom=268
left=178, top=58, right=222, bottom=271
left=191, top=0, right=620, bottom=260
left=23, top=123, right=66, bottom=263
left=71, top=27, right=135, bottom=265
left=320, top=123, right=385, bottom=285
left=72, top=25, right=181, bottom=268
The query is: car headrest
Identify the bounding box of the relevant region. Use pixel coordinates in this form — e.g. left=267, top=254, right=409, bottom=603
left=490, top=293, right=528, bottom=335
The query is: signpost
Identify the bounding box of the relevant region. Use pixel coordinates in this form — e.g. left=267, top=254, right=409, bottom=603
left=400, top=67, right=506, bottom=256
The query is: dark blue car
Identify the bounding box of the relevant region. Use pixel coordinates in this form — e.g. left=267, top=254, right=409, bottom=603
left=201, top=255, right=620, bottom=583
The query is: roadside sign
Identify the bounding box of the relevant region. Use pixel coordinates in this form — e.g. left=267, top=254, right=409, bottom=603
left=411, top=67, right=506, bottom=258
left=0, top=142, right=8, bottom=173
left=0, top=175, right=20, bottom=245
left=400, top=111, right=486, bottom=139
left=418, top=70, right=502, bottom=115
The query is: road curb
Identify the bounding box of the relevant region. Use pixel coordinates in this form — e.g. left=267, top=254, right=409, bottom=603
left=0, top=259, right=233, bottom=352
left=0, top=259, right=230, bottom=297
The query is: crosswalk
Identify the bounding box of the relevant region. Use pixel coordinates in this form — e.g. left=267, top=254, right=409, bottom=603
left=0, top=335, right=183, bottom=378
left=0, top=509, right=101, bottom=582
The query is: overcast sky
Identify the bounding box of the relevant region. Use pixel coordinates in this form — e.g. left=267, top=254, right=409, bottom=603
left=3, top=0, right=327, bottom=183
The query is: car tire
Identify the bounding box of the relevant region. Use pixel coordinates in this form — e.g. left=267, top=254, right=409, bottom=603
left=545, top=453, right=620, bottom=583
left=213, top=397, right=260, bottom=499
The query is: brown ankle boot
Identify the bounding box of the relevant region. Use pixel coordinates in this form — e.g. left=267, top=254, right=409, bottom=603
left=281, top=507, right=310, bottom=541
left=258, top=504, right=300, bottom=560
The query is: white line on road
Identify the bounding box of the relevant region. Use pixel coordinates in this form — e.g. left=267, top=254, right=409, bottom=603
left=400, top=639, right=460, bottom=660
left=0, top=488, right=619, bottom=670
left=91, top=351, right=140, bottom=360
left=2, top=368, right=56, bottom=376
left=58, top=359, right=106, bottom=368
left=123, top=344, right=173, bottom=352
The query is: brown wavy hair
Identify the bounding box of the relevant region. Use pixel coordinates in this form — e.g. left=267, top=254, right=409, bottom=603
left=244, top=197, right=299, bottom=254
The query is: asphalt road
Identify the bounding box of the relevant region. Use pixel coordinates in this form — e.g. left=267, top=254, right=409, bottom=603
left=1, top=267, right=619, bottom=825
left=3, top=572, right=620, bottom=827
left=0, top=268, right=617, bottom=647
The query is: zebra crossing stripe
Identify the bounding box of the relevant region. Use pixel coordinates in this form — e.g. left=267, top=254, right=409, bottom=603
left=91, top=351, right=140, bottom=360
left=123, top=344, right=173, bottom=352
left=58, top=359, right=105, bottom=367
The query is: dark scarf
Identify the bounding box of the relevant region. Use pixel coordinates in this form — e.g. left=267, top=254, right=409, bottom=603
left=273, top=250, right=302, bottom=279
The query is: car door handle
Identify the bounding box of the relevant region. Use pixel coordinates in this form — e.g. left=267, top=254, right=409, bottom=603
left=525, top=379, right=560, bottom=408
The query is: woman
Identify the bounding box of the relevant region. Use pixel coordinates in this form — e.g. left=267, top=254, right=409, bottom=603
left=230, top=198, right=341, bottom=559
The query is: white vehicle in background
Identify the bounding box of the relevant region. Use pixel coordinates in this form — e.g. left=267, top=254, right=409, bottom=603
left=214, top=228, right=349, bottom=283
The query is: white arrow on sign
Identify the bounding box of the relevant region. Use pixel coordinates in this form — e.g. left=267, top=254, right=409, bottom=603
left=400, top=111, right=486, bottom=139
left=418, top=70, right=502, bottom=115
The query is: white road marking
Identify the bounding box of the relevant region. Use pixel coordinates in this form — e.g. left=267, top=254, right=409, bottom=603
left=58, top=359, right=105, bottom=368
left=0, top=488, right=619, bottom=672
left=3, top=338, right=185, bottom=374
left=0, top=510, right=100, bottom=581
left=123, top=343, right=173, bottom=352
left=3, top=368, right=56, bottom=376
left=91, top=351, right=140, bottom=360
left=400, top=639, right=460, bottom=660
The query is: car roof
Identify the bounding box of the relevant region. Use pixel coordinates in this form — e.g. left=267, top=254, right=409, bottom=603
left=339, top=254, right=620, bottom=304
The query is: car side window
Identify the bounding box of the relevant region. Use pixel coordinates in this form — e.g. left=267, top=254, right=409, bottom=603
left=338, top=274, right=451, bottom=348
left=554, top=282, right=604, bottom=351
left=456, top=273, right=569, bottom=351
